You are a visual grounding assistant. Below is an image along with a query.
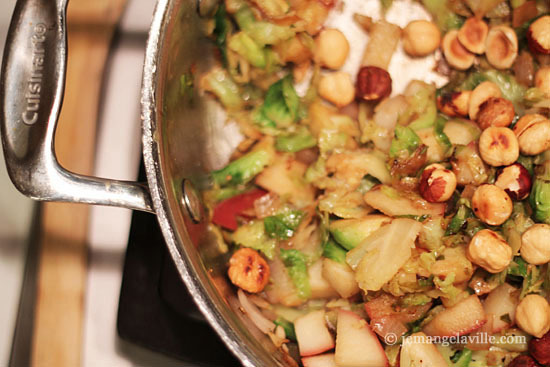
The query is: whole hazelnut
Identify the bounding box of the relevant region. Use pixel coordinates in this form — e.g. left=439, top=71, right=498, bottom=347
left=315, top=29, right=350, bottom=70
left=419, top=163, right=457, bottom=203
left=436, top=91, right=471, bottom=118
left=527, top=15, right=550, bottom=55
left=458, top=17, right=489, bottom=54
left=356, top=66, right=392, bottom=102
left=476, top=97, right=515, bottom=130
left=402, top=20, right=441, bottom=57
left=521, top=224, right=550, bottom=265
left=319, top=71, right=355, bottom=107
left=472, top=184, right=513, bottom=225
left=513, top=114, right=550, bottom=156
left=441, top=29, right=476, bottom=70
left=469, top=81, right=502, bottom=120
left=478, top=127, right=519, bottom=167
left=495, top=163, right=532, bottom=201
left=508, top=355, right=540, bottom=367
left=535, top=66, right=550, bottom=97
left=486, top=25, right=519, bottom=70
left=529, top=330, right=550, bottom=365
left=515, top=294, right=550, bottom=338
left=467, top=229, right=512, bottom=273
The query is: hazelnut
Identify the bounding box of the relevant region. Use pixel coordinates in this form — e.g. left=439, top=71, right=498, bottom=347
left=495, top=163, right=532, bottom=201
left=469, top=81, right=502, bottom=120
left=486, top=25, right=519, bottom=70
left=441, top=29, right=476, bottom=70
left=472, top=184, right=513, bottom=225
left=515, top=294, right=550, bottom=338
left=227, top=248, right=270, bottom=293
left=315, top=29, right=350, bottom=70
left=436, top=91, right=471, bottom=118
left=529, top=330, right=550, bottom=365
left=476, top=97, right=515, bottom=130
left=356, top=66, right=392, bottom=102
left=535, top=66, right=550, bottom=97
left=527, top=15, right=550, bottom=55
left=419, top=163, right=457, bottom=203
left=508, top=355, right=540, bottom=367
left=478, top=127, right=519, bottom=167
left=458, top=17, right=489, bottom=54
left=467, top=229, right=512, bottom=273
left=402, top=20, right=441, bottom=57
left=513, top=114, right=550, bottom=156
left=319, top=71, right=355, bottom=107
left=521, top=224, right=550, bottom=265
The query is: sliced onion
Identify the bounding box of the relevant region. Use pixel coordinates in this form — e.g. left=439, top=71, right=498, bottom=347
left=238, top=289, right=276, bottom=334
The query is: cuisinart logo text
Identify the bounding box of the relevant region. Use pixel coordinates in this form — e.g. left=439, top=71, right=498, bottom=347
left=22, top=23, right=46, bottom=126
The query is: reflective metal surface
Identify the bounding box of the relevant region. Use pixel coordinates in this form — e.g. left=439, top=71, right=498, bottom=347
left=141, top=1, right=294, bottom=365
left=0, top=0, right=153, bottom=212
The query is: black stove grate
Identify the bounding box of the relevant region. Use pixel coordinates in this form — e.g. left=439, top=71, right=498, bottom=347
left=117, top=166, right=239, bottom=366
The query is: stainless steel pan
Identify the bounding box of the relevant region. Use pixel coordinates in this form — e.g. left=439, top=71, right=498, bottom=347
left=1, top=0, right=289, bottom=365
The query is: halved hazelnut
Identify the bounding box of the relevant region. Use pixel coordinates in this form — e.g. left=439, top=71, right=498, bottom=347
left=513, top=114, right=550, bottom=156
left=486, top=25, right=518, bottom=70
left=527, top=15, right=550, bottom=55
left=478, top=127, right=519, bottom=167
left=495, top=163, right=532, bottom=201
left=468, top=81, right=502, bottom=120
left=356, top=66, right=392, bottom=102
left=476, top=97, right=515, bottom=129
left=419, top=163, right=457, bottom=203
left=436, top=90, right=471, bottom=117
left=458, top=17, right=489, bottom=54
left=442, top=29, right=476, bottom=70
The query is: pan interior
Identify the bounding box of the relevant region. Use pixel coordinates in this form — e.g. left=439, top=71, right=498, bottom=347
left=142, top=0, right=292, bottom=365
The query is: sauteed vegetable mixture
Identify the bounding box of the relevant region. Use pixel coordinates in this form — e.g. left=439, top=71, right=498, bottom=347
left=200, top=0, right=550, bottom=365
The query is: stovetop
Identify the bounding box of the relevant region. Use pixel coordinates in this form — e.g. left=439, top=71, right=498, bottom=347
left=116, top=166, right=239, bottom=366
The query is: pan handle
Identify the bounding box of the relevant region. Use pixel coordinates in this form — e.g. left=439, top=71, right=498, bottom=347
left=0, top=0, right=154, bottom=213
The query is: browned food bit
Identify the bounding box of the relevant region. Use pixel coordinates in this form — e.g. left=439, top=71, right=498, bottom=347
left=512, top=1, right=539, bottom=28
left=486, top=26, right=519, bottom=69
left=508, top=355, right=541, bottom=367
left=458, top=17, right=488, bottom=54
left=529, top=331, right=550, bottom=365
left=228, top=248, right=270, bottom=293
left=436, top=91, right=471, bottom=117
left=419, top=163, right=457, bottom=203
left=476, top=97, right=515, bottom=129
left=535, top=66, right=550, bottom=97
left=495, top=163, right=532, bottom=201
left=514, top=50, right=535, bottom=87
left=355, top=66, right=392, bottom=102
left=527, top=15, right=550, bottom=55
